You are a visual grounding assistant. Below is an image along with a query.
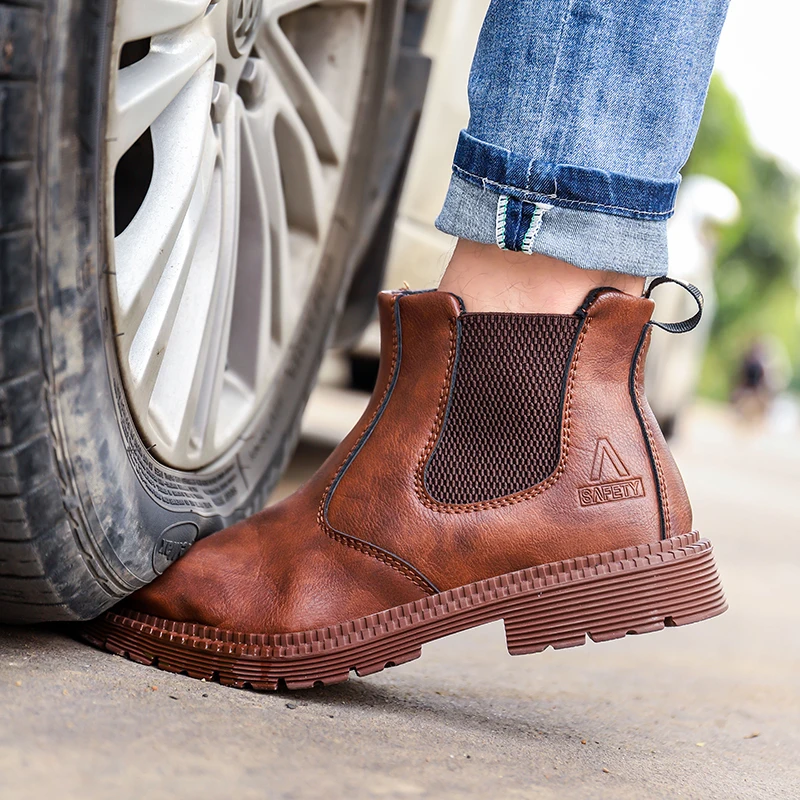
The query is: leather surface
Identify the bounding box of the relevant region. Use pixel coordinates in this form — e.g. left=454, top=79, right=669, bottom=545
left=128, top=288, right=693, bottom=634
left=632, top=327, right=694, bottom=538
left=128, top=292, right=430, bottom=632
left=327, top=289, right=682, bottom=591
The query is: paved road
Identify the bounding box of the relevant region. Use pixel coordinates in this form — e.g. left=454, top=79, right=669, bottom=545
left=1, top=408, right=798, bottom=799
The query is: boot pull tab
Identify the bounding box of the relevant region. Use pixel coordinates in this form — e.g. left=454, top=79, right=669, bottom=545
left=644, top=276, right=704, bottom=334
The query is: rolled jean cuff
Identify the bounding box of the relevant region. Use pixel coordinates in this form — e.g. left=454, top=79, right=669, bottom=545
left=450, top=131, right=679, bottom=220
left=436, top=172, right=669, bottom=278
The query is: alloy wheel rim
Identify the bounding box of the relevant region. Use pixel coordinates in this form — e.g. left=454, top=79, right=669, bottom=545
left=106, top=0, right=372, bottom=470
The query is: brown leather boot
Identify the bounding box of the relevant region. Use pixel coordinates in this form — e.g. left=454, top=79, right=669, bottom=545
left=82, top=286, right=726, bottom=689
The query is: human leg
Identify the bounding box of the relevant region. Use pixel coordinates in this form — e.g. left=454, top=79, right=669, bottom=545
left=437, top=0, right=729, bottom=312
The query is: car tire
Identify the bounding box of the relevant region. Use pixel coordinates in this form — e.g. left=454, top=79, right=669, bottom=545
left=0, top=0, right=406, bottom=623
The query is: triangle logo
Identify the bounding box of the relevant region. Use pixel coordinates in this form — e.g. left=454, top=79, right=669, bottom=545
left=589, top=438, right=630, bottom=483
left=578, top=438, right=644, bottom=507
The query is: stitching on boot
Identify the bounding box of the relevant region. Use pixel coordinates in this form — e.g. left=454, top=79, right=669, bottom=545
left=317, top=298, right=438, bottom=595
left=324, top=529, right=435, bottom=593
left=633, top=327, right=671, bottom=536
left=414, top=314, right=592, bottom=513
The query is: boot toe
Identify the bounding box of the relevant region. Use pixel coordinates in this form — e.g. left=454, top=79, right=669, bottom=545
left=122, top=525, right=254, bottom=629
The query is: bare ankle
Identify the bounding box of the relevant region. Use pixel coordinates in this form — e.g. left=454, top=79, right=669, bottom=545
left=438, top=239, right=645, bottom=314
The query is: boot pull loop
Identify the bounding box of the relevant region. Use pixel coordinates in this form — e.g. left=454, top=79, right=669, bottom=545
left=644, top=276, right=704, bottom=334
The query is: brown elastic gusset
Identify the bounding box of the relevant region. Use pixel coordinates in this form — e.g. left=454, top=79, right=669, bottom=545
left=424, top=313, right=581, bottom=504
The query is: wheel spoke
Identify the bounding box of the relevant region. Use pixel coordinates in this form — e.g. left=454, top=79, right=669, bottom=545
left=123, top=122, right=219, bottom=397
left=113, top=60, right=216, bottom=319
left=260, top=20, right=349, bottom=163
left=116, top=0, right=209, bottom=43
left=247, top=109, right=291, bottom=382
left=271, top=108, right=327, bottom=349
left=147, top=98, right=241, bottom=457
left=147, top=163, right=224, bottom=451
left=240, top=74, right=329, bottom=393
left=109, top=36, right=215, bottom=166
left=226, top=108, right=273, bottom=398
left=191, top=98, right=243, bottom=457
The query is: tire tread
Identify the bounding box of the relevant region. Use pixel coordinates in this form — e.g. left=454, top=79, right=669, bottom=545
left=0, top=0, right=96, bottom=621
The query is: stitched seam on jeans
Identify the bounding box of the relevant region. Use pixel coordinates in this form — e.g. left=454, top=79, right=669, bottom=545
left=522, top=203, right=552, bottom=254
left=317, top=299, right=436, bottom=595
left=495, top=195, right=509, bottom=249
left=414, top=315, right=592, bottom=514
left=633, top=327, right=671, bottom=536
left=452, top=165, right=675, bottom=217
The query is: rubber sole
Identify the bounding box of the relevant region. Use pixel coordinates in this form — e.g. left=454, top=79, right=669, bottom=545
left=80, top=532, right=726, bottom=690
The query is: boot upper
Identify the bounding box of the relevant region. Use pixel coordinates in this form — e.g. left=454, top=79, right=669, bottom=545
left=128, top=288, right=692, bottom=634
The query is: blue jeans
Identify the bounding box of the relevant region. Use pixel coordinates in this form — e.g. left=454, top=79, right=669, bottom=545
left=436, top=0, right=730, bottom=277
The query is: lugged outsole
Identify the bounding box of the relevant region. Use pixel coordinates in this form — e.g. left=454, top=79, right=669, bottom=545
left=80, top=532, right=726, bottom=690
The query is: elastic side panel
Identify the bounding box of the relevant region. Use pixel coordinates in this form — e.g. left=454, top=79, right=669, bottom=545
left=425, top=313, right=581, bottom=505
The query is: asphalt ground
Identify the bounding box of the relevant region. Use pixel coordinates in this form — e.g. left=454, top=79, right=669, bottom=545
left=1, top=407, right=798, bottom=799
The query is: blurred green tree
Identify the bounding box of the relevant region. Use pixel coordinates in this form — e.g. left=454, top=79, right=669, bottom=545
left=684, top=75, right=800, bottom=399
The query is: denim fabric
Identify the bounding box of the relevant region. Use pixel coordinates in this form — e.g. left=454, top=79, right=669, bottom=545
left=436, top=0, right=729, bottom=275
left=438, top=173, right=668, bottom=277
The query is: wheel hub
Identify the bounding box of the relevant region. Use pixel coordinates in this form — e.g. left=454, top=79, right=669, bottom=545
left=228, top=0, right=264, bottom=56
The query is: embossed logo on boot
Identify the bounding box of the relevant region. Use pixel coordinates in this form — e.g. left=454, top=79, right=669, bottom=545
left=578, top=438, right=644, bottom=507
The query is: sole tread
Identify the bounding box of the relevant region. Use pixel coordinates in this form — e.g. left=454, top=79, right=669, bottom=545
left=81, top=532, right=727, bottom=690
